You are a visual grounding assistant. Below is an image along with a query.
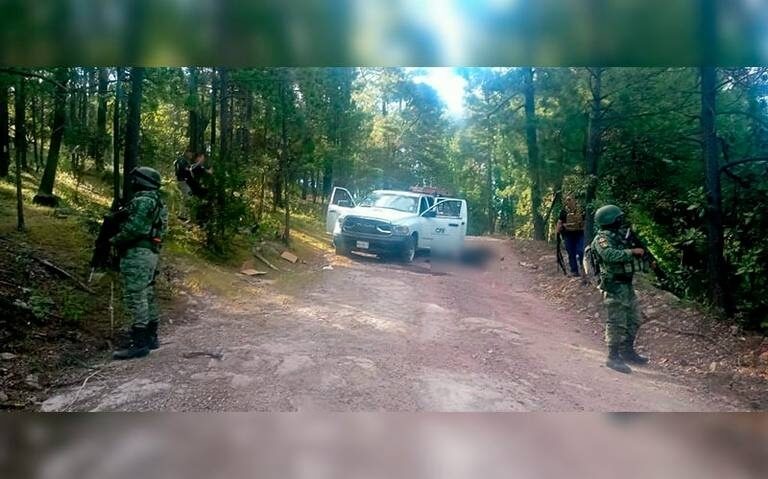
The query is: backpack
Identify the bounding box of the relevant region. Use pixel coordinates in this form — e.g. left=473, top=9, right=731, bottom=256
left=583, top=244, right=601, bottom=285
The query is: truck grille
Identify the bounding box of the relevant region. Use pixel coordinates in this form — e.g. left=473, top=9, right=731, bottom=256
left=342, top=216, right=392, bottom=236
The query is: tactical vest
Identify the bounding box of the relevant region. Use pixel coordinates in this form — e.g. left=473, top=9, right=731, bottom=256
left=594, top=231, right=647, bottom=283
left=563, top=206, right=585, bottom=232
left=131, top=194, right=167, bottom=253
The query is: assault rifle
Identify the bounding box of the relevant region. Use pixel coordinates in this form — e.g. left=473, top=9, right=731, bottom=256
left=624, top=227, right=669, bottom=286
left=88, top=206, right=129, bottom=282
left=555, top=232, right=567, bottom=276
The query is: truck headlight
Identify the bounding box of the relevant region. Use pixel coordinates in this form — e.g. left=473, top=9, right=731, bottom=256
left=392, top=225, right=409, bottom=235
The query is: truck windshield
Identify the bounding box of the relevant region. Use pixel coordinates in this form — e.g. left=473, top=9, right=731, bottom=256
left=358, top=192, right=419, bottom=213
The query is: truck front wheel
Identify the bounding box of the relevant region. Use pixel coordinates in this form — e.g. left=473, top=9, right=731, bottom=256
left=400, top=235, right=416, bottom=263
left=335, top=238, right=351, bottom=257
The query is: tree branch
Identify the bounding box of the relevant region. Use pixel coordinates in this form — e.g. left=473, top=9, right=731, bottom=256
left=720, top=157, right=768, bottom=171
left=0, top=68, right=69, bottom=91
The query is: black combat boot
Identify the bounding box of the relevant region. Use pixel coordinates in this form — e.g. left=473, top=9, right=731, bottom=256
left=147, top=322, right=159, bottom=350
left=606, top=345, right=632, bottom=374
left=112, top=327, right=150, bottom=360
left=621, top=335, right=649, bottom=365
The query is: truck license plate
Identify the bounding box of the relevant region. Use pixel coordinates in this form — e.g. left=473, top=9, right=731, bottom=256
left=356, top=241, right=369, bottom=249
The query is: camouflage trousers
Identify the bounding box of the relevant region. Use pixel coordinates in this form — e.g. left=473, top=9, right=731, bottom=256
left=600, top=280, right=640, bottom=347
left=120, top=247, right=160, bottom=329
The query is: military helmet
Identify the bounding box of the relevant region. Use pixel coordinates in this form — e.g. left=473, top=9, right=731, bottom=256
left=130, top=166, right=162, bottom=190
left=594, top=204, right=624, bottom=227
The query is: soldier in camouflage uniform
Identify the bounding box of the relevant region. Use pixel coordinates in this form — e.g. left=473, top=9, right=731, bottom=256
left=110, top=167, right=169, bottom=360
left=591, top=204, right=649, bottom=374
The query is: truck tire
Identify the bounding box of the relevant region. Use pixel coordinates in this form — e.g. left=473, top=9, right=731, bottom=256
left=400, top=235, right=416, bottom=263
left=335, top=238, right=351, bottom=257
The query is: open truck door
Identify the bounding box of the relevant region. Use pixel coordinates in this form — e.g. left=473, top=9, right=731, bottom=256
left=326, top=187, right=356, bottom=234
left=420, top=198, right=467, bottom=256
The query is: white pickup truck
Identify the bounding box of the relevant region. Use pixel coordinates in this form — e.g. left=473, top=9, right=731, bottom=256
left=325, top=187, right=468, bottom=262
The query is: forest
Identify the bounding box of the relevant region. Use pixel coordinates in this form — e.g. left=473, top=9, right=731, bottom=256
left=0, top=66, right=766, bottom=330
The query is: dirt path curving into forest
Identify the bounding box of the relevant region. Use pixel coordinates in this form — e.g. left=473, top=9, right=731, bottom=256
left=42, top=237, right=748, bottom=411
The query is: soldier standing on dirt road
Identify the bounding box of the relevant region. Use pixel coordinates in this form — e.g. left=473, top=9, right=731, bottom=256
left=110, top=167, right=169, bottom=360
left=591, top=204, right=649, bottom=374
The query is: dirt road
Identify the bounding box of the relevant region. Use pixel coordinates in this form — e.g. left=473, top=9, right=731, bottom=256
left=42, top=237, right=746, bottom=411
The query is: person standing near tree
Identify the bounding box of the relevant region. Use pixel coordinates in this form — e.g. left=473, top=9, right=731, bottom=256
left=591, top=204, right=649, bottom=374
left=187, top=151, right=212, bottom=198
left=174, top=148, right=194, bottom=220
left=556, top=195, right=586, bottom=277
left=110, top=167, right=168, bottom=360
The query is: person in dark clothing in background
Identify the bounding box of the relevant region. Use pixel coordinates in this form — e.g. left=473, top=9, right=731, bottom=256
left=557, top=195, right=586, bottom=277
left=174, top=148, right=195, bottom=220
left=186, top=152, right=212, bottom=198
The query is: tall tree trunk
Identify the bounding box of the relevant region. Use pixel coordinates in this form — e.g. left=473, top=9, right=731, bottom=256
left=112, top=67, right=124, bottom=208
left=67, top=69, right=78, bottom=128
left=218, top=68, right=231, bottom=161
left=313, top=168, right=320, bottom=203
left=94, top=67, right=108, bottom=170
left=700, top=66, right=730, bottom=314
left=187, top=67, right=200, bottom=153
left=273, top=163, right=283, bottom=209
left=15, top=116, right=24, bottom=231
left=79, top=74, right=87, bottom=126
left=0, top=81, right=9, bottom=178
left=335, top=68, right=354, bottom=185
left=545, top=165, right=565, bottom=242
left=15, top=84, right=27, bottom=231
left=208, top=67, right=231, bottom=248
left=257, top=170, right=266, bottom=221
left=34, top=68, right=68, bottom=205
left=14, top=75, right=27, bottom=171
left=696, top=0, right=731, bottom=314
left=228, top=82, right=235, bottom=157
left=486, top=141, right=494, bottom=234
left=122, top=67, right=144, bottom=202
left=280, top=76, right=290, bottom=244
left=523, top=67, right=545, bottom=240
left=273, top=74, right=285, bottom=210
left=37, top=96, right=45, bottom=171
left=283, top=171, right=291, bottom=244
left=31, top=92, right=38, bottom=171
left=584, top=67, right=604, bottom=246
left=322, top=156, right=332, bottom=200
left=210, top=69, right=217, bottom=152
left=84, top=67, right=95, bottom=127
left=242, top=87, right=253, bottom=157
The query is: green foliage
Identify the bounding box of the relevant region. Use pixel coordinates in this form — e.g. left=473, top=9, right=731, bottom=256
left=59, top=288, right=89, bottom=323
left=27, top=293, right=54, bottom=320
left=724, top=164, right=768, bottom=326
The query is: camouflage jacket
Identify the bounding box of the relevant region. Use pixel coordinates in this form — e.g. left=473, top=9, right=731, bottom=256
left=110, top=190, right=168, bottom=250
left=591, top=229, right=643, bottom=284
